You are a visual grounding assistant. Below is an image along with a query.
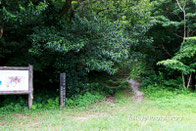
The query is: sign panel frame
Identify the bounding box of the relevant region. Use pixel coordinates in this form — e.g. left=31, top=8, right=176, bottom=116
left=0, top=65, right=33, bottom=109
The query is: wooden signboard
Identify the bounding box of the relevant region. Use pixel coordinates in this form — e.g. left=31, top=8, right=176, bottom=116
left=0, top=65, right=33, bottom=109
left=60, top=73, right=66, bottom=106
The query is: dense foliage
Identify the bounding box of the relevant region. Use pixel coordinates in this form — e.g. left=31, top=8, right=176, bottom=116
left=158, top=37, right=196, bottom=88
left=0, top=0, right=151, bottom=94
left=152, top=0, right=196, bottom=89
left=0, top=0, right=195, bottom=102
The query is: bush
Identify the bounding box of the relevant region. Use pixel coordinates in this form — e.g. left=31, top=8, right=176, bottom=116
left=70, top=92, right=105, bottom=107
left=129, top=60, right=155, bottom=81
left=0, top=87, right=106, bottom=113
left=142, top=83, right=192, bottom=100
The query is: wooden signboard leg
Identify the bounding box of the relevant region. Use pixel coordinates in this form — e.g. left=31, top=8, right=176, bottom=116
left=28, top=65, right=33, bottom=110
left=28, top=93, right=33, bottom=110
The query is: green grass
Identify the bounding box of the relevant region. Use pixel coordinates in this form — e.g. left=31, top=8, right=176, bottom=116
left=0, top=87, right=196, bottom=130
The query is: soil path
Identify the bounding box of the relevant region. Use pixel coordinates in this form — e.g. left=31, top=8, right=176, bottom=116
left=127, top=79, right=144, bottom=102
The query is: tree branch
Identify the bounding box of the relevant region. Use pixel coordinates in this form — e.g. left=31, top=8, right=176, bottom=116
left=96, top=8, right=110, bottom=14
left=176, top=0, right=184, bottom=12
left=173, top=32, right=184, bottom=38
left=161, top=43, right=172, bottom=57
left=183, top=0, right=187, bottom=10
left=176, top=0, right=187, bottom=46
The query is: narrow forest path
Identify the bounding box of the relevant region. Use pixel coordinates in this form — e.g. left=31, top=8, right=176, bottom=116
left=102, top=67, right=145, bottom=102
left=116, top=67, right=145, bottom=101
left=127, top=79, right=144, bottom=102
left=103, top=77, right=145, bottom=102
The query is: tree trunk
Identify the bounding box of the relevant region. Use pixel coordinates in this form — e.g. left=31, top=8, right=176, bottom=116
left=182, top=10, right=186, bottom=44
left=187, top=73, right=192, bottom=88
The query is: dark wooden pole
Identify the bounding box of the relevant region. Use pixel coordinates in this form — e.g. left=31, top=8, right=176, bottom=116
left=28, top=65, right=33, bottom=110
left=60, top=73, right=66, bottom=106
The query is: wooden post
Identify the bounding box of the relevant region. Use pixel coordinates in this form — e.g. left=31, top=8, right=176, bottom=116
left=60, top=73, right=66, bottom=106
left=28, top=65, right=33, bottom=110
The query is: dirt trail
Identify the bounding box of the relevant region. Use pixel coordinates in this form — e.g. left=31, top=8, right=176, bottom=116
left=127, top=79, right=144, bottom=102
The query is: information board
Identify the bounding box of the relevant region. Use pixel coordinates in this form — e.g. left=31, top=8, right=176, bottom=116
left=0, top=65, right=33, bottom=109
left=0, top=70, right=29, bottom=91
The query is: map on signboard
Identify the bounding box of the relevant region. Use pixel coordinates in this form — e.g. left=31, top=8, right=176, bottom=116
left=0, top=70, right=29, bottom=91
